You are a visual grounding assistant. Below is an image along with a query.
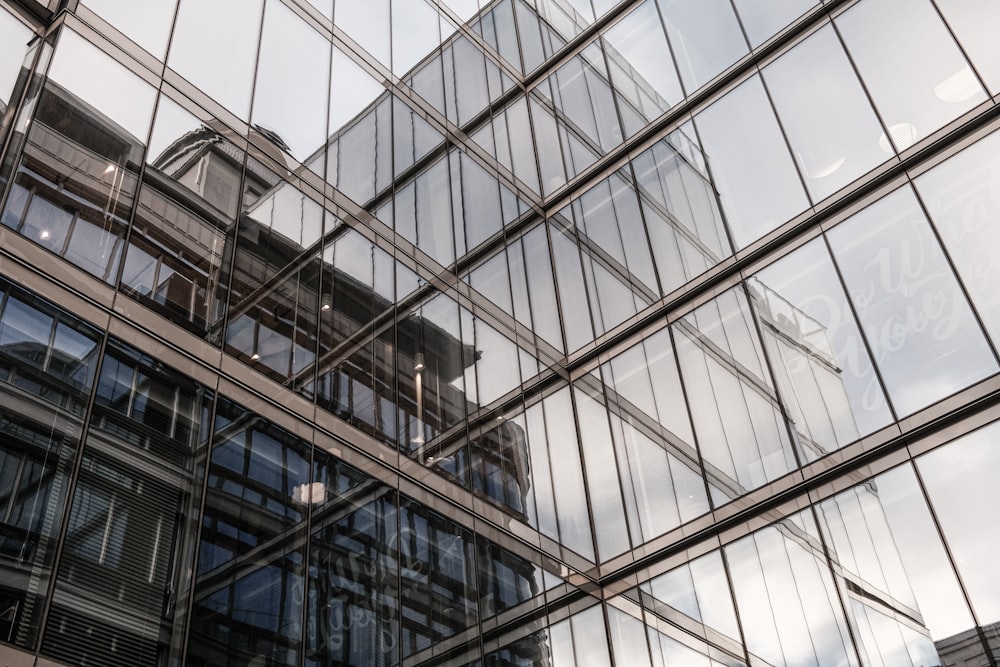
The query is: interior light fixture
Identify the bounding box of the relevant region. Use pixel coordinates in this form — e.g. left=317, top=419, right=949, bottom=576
left=320, top=293, right=332, bottom=311
left=250, top=352, right=260, bottom=361
left=800, top=154, right=846, bottom=180
left=878, top=122, right=919, bottom=153
left=934, top=67, right=981, bottom=104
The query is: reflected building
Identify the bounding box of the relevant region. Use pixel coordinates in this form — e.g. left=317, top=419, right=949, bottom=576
left=2, top=0, right=1000, bottom=666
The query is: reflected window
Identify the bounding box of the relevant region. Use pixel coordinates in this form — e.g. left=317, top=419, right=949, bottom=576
left=2, top=30, right=154, bottom=282
left=603, top=1, right=682, bottom=129
left=749, top=238, right=893, bottom=458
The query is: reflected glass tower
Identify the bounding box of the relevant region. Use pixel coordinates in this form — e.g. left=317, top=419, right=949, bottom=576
left=1, top=0, right=1000, bottom=666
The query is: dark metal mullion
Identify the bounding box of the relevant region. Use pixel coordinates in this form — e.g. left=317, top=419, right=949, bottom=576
left=295, top=417, right=317, bottom=667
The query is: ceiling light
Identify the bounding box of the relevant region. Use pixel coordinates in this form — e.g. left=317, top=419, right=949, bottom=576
left=879, top=122, right=919, bottom=153
left=935, top=67, right=981, bottom=104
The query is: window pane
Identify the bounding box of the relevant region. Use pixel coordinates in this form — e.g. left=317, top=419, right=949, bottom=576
left=169, top=0, right=263, bottom=119
left=80, top=0, right=176, bottom=58
left=252, top=0, right=330, bottom=162
left=826, top=186, right=997, bottom=415
left=915, top=128, right=1000, bottom=350
left=695, top=75, right=809, bottom=248
left=935, top=0, right=1000, bottom=93
left=749, top=238, right=893, bottom=458
left=917, top=422, right=1000, bottom=660
left=837, top=0, right=986, bottom=152
left=658, top=0, right=748, bottom=93
left=763, top=24, right=887, bottom=202
left=733, top=0, right=816, bottom=47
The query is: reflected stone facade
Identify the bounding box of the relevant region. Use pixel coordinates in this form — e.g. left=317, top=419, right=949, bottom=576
left=1, top=0, right=1000, bottom=666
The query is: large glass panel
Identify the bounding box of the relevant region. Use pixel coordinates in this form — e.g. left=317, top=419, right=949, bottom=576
left=2, top=29, right=154, bottom=282
left=305, top=452, right=399, bottom=666
left=168, top=0, right=263, bottom=120
left=763, top=24, right=888, bottom=202
left=658, top=0, right=748, bottom=93
left=917, top=421, right=1000, bottom=660
left=187, top=399, right=310, bottom=667
left=817, top=464, right=984, bottom=667
left=674, top=287, right=796, bottom=498
left=335, top=0, right=390, bottom=68
left=695, top=75, right=809, bottom=248
left=42, top=341, right=211, bottom=667
left=225, top=184, right=326, bottom=385
left=119, top=96, right=247, bottom=338
left=0, top=280, right=101, bottom=650
left=725, top=510, right=859, bottom=667
left=0, top=7, right=31, bottom=111
left=390, top=0, right=443, bottom=77
left=915, top=129, right=1000, bottom=349
left=935, top=0, right=1000, bottom=93
left=836, top=0, right=987, bottom=153
left=252, top=0, right=330, bottom=163
left=641, top=551, right=741, bottom=647
left=79, top=0, right=177, bottom=58
left=631, top=127, right=731, bottom=289
left=313, top=229, right=398, bottom=443
left=749, top=238, right=893, bottom=460
left=574, top=387, right=630, bottom=560
left=733, top=0, right=816, bottom=47
left=602, top=1, right=682, bottom=130
left=826, top=186, right=997, bottom=416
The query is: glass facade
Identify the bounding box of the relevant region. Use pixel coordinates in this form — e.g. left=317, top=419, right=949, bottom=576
left=0, top=0, right=999, bottom=665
